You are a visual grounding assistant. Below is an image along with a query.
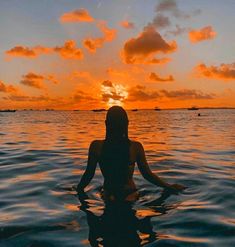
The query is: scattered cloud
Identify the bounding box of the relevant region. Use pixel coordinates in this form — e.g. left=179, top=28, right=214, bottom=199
left=146, top=57, right=171, bottom=65
left=144, top=0, right=200, bottom=37
left=83, top=39, right=100, bottom=53
left=101, top=80, right=128, bottom=106
left=120, top=20, right=135, bottom=29
left=106, top=67, right=144, bottom=83
left=147, top=14, right=171, bottom=29
left=46, top=75, right=59, bottom=84
left=127, top=85, right=160, bottom=101
left=54, top=40, right=83, bottom=59
left=149, top=72, right=174, bottom=82
left=122, top=26, right=177, bottom=64
left=60, top=8, right=94, bottom=23
left=4, top=94, right=52, bottom=102
left=3, top=91, right=98, bottom=109
left=160, top=89, right=214, bottom=99
left=196, top=63, right=235, bottom=80
left=73, top=90, right=96, bottom=102
left=166, top=25, right=188, bottom=36
left=83, top=21, right=116, bottom=52
left=0, top=80, right=18, bottom=93
left=156, top=0, right=178, bottom=12
left=20, top=72, right=59, bottom=89
left=127, top=85, right=214, bottom=102
left=155, top=0, right=193, bottom=19
left=189, top=26, right=216, bottom=43
left=102, top=80, right=113, bottom=87
left=6, top=46, right=51, bottom=58
left=106, top=68, right=128, bottom=78
left=67, top=90, right=100, bottom=109
left=146, top=0, right=200, bottom=31
left=6, top=40, right=83, bottom=60
left=71, top=71, right=91, bottom=79
left=20, top=72, right=46, bottom=89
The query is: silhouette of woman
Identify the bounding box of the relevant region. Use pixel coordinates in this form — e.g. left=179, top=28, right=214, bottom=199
left=76, top=106, right=185, bottom=201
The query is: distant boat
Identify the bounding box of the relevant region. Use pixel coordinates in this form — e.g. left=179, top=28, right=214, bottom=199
left=154, top=107, right=161, bottom=111
left=131, top=109, right=138, bottom=112
left=92, top=109, right=106, bottom=112
left=45, top=109, right=54, bottom=111
left=0, top=109, right=16, bottom=112
left=188, top=106, right=199, bottom=110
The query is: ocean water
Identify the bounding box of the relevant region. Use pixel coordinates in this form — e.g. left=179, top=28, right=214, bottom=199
left=0, top=109, right=235, bottom=247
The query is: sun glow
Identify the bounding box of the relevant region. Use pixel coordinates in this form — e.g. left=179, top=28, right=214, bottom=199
left=101, top=82, right=128, bottom=107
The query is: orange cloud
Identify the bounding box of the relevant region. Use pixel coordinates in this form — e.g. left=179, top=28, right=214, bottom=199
left=196, top=63, right=235, bottom=80
left=60, top=8, right=94, bottom=23
left=6, top=40, right=83, bottom=60
left=127, top=85, right=160, bottom=102
left=2, top=87, right=101, bottom=109
left=83, top=21, right=116, bottom=53
left=54, top=40, right=83, bottom=59
left=122, top=26, right=177, bottom=64
left=149, top=72, right=174, bottom=82
left=189, top=26, right=216, bottom=43
left=73, top=90, right=96, bottom=102
left=20, top=72, right=46, bottom=89
left=6, top=45, right=51, bottom=58
left=99, top=21, right=116, bottom=41
left=46, top=75, right=59, bottom=84
left=160, top=89, right=214, bottom=100
left=0, top=80, right=18, bottom=93
left=83, top=39, right=102, bottom=53
left=70, top=71, right=91, bottom=80
left=20, top=72, right=58, bottom=89
left=5, top=94, right=52, bottom=102
left=106, top=68, right=131, bottom=80
left=120, top=21, right=135, bottom=29
left=146, top=57, right=171, bottom=65
left=127, top=85, right=214, bottom=102
left=106, top=67, right=144, bottom=84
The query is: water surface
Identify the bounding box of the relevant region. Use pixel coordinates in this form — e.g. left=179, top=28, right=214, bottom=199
left=0, top=109, right=235, bottom=246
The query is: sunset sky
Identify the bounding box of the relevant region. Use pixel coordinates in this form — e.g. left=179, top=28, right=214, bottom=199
left=0, top=0, right=235, bottom=109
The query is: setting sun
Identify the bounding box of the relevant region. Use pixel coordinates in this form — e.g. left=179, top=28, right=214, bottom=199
left=101, top=80, right=128, bottom=107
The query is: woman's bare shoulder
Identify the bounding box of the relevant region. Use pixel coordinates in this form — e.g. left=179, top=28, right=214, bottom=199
left=90, top=139, right=104, bottom=145
left=89, top=140, right=104, bottom=153
left=129, top=139, right=144, bottom=151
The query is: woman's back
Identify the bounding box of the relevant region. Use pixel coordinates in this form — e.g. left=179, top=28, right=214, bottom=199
left=98, top=139, right=137, bottom=200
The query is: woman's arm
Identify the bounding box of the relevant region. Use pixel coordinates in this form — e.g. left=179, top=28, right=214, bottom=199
left=76, top=141, right=99, bottom=192
left=136, top=142, right=185, bottom=191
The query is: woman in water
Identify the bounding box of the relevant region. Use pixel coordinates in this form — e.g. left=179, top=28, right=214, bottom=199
left=76, top=106, right=185, bottom=201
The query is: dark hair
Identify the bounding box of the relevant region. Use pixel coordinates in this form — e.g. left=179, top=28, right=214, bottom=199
left=100, top=106, right=130, bottom=193
left=105, top=106, right=129, bottom=141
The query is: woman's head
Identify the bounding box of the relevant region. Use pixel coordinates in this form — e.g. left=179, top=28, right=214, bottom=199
left=105, top=106, right=129, bottom=141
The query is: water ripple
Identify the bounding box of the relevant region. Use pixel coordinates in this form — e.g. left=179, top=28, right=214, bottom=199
left=0, top=110, right=234, bottom=246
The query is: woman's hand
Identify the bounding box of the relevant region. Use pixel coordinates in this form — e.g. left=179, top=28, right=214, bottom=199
left=171, top=183, right=186, bottom=190
left=166, top=183, right=187, bottom=193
